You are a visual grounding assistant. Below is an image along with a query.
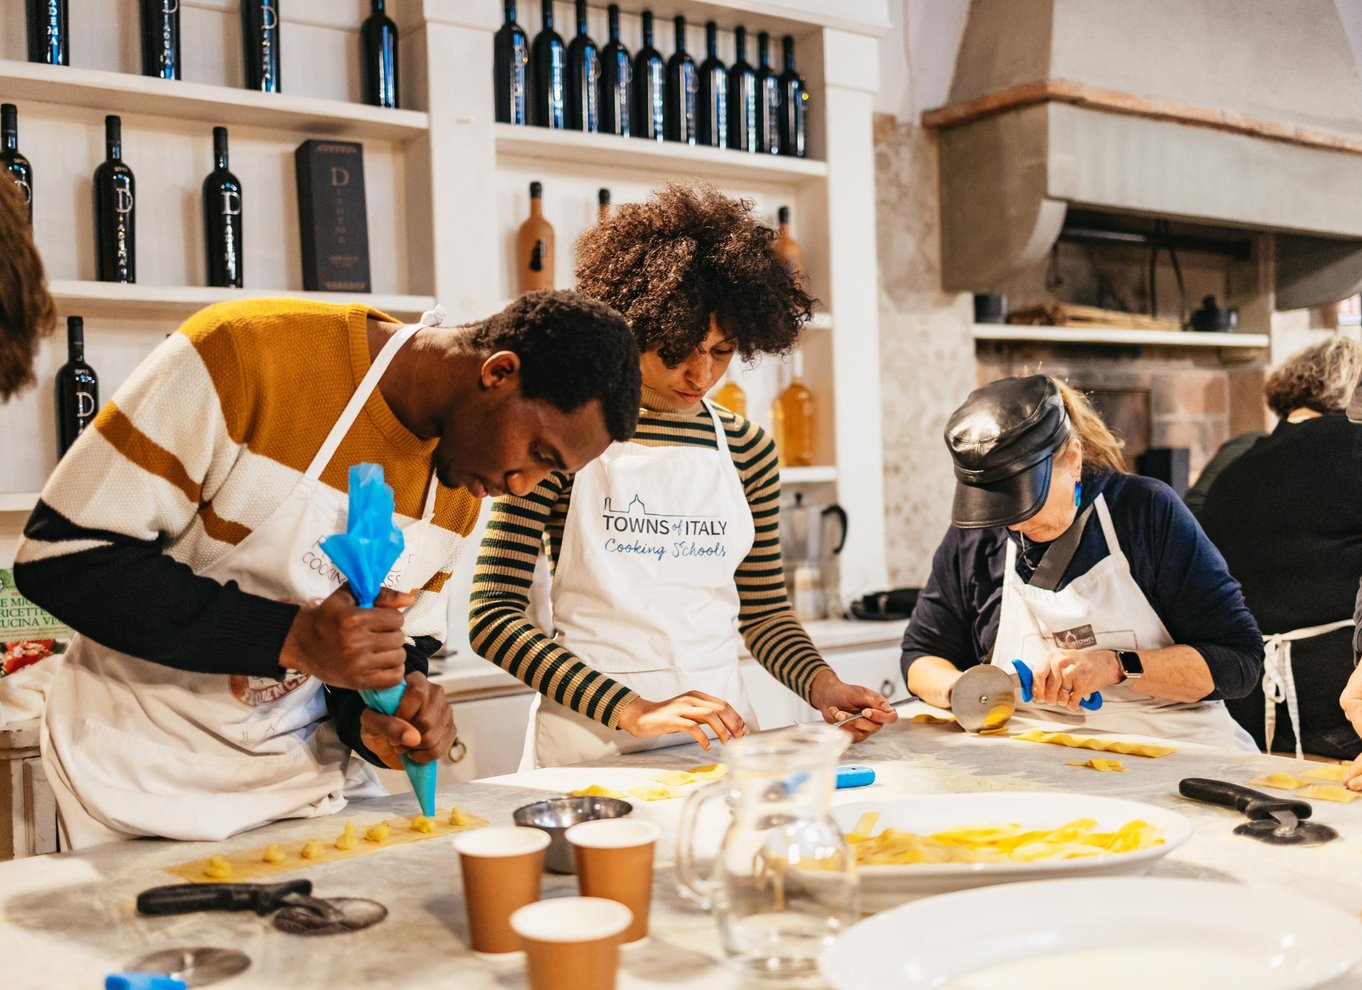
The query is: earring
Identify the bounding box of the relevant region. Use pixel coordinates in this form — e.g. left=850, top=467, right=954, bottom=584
left=1074, top=480, right=1083, bottom=508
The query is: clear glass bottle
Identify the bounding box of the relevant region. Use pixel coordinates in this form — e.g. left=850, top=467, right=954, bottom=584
left=773, top=351, right=814, bottom=467
left=714, top=375, right=746, bottom=416
left=773, top=204, right=802, bottom=284
left=676, top=725, right=859, bottom=978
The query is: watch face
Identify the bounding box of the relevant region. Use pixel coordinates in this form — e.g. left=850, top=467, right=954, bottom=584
left=1119, top=650, right=1144, bottom=677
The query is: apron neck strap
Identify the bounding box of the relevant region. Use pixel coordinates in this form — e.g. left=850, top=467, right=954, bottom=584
left=1028, top=499, right=1096, bottom=592
left=700, top=399, right=732, bottom=456
left=304, top=307, right=446, bottom=480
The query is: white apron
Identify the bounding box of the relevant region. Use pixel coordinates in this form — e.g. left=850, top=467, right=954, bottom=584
left=522, top=400, right=757, bottom=769
left=1260, top=619, right=1354, bottom=759
left=43, top=308, right=453, bottom=847
left=993, top=494, right=1257, bottom=751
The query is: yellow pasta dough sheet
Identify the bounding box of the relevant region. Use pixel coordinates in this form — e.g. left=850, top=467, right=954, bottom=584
left=1068, top=758, right=1126, bottom=772
left=1303, top=764, right=1350, bottom=783
left=844, top=812, right=1163, bottom=865
left=568, top=764, right=727, bottom=802
left=164, top=807, right=489, bottom=883
left=1296, top=783, right=1361, bottom=803
left=909, top=713, right=956, bottom=725
left=1012, top=729, right=1174, bottom=759
left=1246, top=772, right=1310, bottom=791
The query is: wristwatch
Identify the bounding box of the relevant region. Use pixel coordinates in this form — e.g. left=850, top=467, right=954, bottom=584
left=1116, top=650, right=1144, bottom=681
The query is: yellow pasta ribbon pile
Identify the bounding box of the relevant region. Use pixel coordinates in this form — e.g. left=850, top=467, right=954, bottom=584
left=845, top=812, right=1164, bottom=865
left=1012, top=729, right=1174, bottom=758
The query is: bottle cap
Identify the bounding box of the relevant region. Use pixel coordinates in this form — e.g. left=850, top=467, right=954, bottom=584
left=529, top=180, right=543, bottom=198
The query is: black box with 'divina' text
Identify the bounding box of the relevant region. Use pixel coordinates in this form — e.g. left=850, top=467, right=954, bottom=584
left=294, top=139, right=371, bottom=292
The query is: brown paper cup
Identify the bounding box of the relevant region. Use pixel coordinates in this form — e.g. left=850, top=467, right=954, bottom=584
left=453, top=826, right=550, bottom=954
left=511, top=896, right=633, bottom=990
left=566, top=818, right=661, bottom=944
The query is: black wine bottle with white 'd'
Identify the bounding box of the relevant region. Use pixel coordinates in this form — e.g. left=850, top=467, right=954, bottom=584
left=203, top=127, right=243, bottom=288
left=93, top=115, right=135, bottom=284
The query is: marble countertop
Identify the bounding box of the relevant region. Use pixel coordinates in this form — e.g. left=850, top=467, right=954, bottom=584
left=3, top=706, right=1362, bottom=989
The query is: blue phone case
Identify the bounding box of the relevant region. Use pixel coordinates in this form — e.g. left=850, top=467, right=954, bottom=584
left=835, top=765, right=876, bottom=789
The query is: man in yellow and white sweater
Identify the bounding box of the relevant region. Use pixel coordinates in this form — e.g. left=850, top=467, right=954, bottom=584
left=15, top=292, right=640, bottom=846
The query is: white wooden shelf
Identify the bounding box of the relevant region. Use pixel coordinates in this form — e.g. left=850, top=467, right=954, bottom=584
left=48, top=282, right=436, bottom=320
left=494, top=124, right=829, bottom=185
left=782, top=465, right=837, bottom=483
left=0, top=60, right=429, bottom=141
left=0, top=493, right=40, bottom=514
left=972, top=324, right=1271, bottom=349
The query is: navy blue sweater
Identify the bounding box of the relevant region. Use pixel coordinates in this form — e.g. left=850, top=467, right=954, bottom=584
left=900, top=471, right=1263, bottom=700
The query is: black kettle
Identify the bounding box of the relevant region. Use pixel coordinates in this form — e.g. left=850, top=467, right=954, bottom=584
left=1189, top=295, right=1238, bottom=333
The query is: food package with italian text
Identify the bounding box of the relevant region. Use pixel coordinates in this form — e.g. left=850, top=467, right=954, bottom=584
left=0, top=568, right=73, bottom=725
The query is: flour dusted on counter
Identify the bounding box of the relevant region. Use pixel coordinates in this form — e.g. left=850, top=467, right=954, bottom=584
left=0, top=567, right=73, bottom=724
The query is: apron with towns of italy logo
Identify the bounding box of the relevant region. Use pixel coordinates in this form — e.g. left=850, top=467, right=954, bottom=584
left=522, top=400, right=758, bottom=769
left=42, top=309, right=454, bottom=847
left=992, top=493, right=1257, bottom=751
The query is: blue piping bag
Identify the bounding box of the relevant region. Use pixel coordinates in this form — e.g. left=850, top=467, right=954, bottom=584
left=320, top=463, right=438, bottom=818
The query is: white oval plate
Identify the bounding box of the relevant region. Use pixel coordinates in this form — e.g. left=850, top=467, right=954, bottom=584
left=821, top=877, right=1362, bottom=990
left=834, top=791, right=1193, bottom=910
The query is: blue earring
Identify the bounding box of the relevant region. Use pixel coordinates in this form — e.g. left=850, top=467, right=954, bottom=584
left=1074, top=480, right=1083, bottom=508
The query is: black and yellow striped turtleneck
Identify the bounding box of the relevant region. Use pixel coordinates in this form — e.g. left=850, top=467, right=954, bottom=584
left=467, top=385, right=829, bottom=727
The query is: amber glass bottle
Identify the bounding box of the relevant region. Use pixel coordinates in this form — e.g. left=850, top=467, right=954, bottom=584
left=772, top=351, right=814, bottom=466
left=517, top=180, right=554, bottom=292
left=714, top=376, right=746, bottom=416
left=773, top=204, right=802, bottom=284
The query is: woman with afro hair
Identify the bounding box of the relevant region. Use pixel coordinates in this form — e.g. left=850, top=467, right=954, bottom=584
left=470, top=184, right=896, bottom=767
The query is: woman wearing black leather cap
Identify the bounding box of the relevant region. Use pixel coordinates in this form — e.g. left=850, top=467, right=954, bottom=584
left=900, top=374, right=1263, bottom=750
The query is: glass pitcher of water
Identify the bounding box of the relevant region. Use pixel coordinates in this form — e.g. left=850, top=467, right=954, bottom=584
left=675, top=724, right=859, bottom=978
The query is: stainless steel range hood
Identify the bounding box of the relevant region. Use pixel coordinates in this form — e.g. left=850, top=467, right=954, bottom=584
left=924, top=0, right=1362, bottom=309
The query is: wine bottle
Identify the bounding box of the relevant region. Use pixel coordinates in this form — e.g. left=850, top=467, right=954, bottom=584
left=778, top=35, right=808, bottom=158
left=727, top=26, right=757, bottom=153
left=529, top=0, right=566, bottom=129
left=664, top=16, right=697, bottom=145
left=773, top=352, right=814, bottom=467
left=714, top=376, right=747, bottom=417
left=26, top=0, right=68, bottom=66
left=139, top=0, right=181, bottom=81
left=1, top=105, right=34, bottom=224
left=697, top=21, right=727, bottom=149
left=93, top=115, right=135, bottom=284
left=755, top=31, right=779, bottom=155
left=242, top=0, right=282, bottom=93
left=203, top=127, right=244, bottom=288
left=773, top=205, right=802, bottom=284
left=517, top=181, right=554, bottom=293
left=56, top=317, right=98, bottom=457
left=598, top=4, right=630, bottom=137
left=361, top=0, right=399, bottom=109
left=597, top=187, right=610, bottom=224
left=493, top=0, right=530, bottom=125
left=631, top=10, right=665, bottom=141
left=565, top=0, right=599, bottom=132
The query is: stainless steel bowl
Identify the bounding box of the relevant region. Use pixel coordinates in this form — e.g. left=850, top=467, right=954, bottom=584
left=512, top=796, right=634, bottom=874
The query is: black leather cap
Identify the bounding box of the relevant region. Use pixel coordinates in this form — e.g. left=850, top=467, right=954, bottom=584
left=944, top=375, right=1072, bottom=529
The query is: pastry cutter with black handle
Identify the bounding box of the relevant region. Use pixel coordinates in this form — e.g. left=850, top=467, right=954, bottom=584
left=138, top=879, right=341, bottom=922
left=137, top=879, right=388, bottom=936
left=1179, top=777, right=1338, bottom=846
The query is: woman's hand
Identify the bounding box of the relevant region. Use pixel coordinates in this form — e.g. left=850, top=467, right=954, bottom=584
left=809, top=670, right=899, bottom=742
left=1029, top=649, right=1124, bottom=712
left=617, top=692, right=747, bottom=750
